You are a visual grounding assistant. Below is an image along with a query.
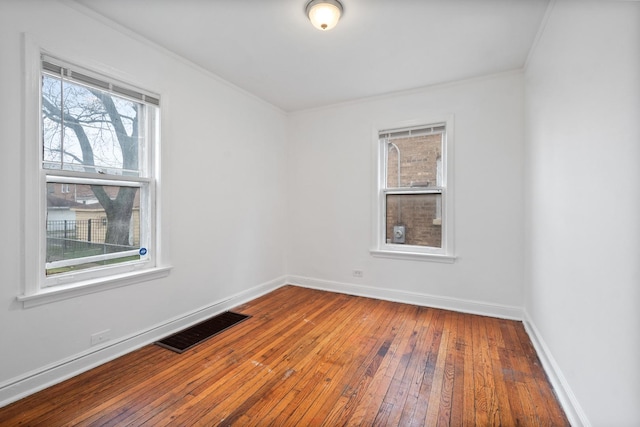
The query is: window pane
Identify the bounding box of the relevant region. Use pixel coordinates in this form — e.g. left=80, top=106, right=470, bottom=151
left=386, top=133, right=442, bottom=188
left=42, top=74, right=143, bottom=176
left=46, top=183, right=142, bottom=275
left=386, top=193, right=442, bottom=248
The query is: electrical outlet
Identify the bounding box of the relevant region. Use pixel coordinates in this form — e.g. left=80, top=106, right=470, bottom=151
left=352, top=269, right=363, bottom=278
left=90, top=329, right=111, bottom=346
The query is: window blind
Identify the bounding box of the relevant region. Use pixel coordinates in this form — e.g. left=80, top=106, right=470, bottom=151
left=379, top=124, right=445, bottom=141
left=42, top=56, right=160, bottom=106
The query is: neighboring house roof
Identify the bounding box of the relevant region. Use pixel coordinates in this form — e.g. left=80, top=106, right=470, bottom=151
left=47, top=183, right=140, bottom=206
left=47, top=194, right=85, bottom=208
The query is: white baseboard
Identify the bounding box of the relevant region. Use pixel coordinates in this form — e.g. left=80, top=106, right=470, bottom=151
left=0, top=275, right=286, bottom=408
left=523, top=310, right=591, bottom=427
left=286, top=275, right=523, bottom=320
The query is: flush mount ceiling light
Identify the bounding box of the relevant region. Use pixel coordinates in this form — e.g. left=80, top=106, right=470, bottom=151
left=306, top=0, right=343, bottom=31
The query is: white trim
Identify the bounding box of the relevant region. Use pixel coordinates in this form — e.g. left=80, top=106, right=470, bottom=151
left=523, top=311, right=591, bottom=427
left=287, top=275, right=522, bottom=320
left=22, top=34, right=45, bottom=298
left=18, top=266, right=172, bottom=308
left=1, top=275, right=287, bottom=407
left=369, top=249, right=456, bottom=263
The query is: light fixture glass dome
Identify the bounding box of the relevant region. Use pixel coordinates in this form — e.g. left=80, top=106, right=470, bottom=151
left=306, top=0, right=343, bottom=31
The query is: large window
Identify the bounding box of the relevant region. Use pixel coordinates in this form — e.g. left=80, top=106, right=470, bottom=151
left=372, top=120, right=455, bottom=262
left=40, top=57, right=159, bottom=285
left=19, top=50, right=168, bottom=307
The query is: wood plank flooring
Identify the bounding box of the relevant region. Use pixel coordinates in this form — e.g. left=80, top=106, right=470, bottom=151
left=0, top=286, right=569, bottom=426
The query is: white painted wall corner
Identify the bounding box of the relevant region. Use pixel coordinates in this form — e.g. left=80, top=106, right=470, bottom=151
left=523, top=311, right=591, bottom=427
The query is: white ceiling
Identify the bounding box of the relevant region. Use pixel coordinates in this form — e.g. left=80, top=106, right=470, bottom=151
left=73, top=0, right=550, bottom=112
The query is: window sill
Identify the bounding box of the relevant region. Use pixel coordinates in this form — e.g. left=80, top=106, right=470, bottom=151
left=17, top=266, right=172, bottom=308
left=370, top=249, right=456, bottom=263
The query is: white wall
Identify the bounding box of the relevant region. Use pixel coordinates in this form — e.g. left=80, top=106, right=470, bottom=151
left=524, top=1, right=640, bottom=425
left=287, top=72, right=525, bottom=314
left=0, top=0, right=287, bottom=401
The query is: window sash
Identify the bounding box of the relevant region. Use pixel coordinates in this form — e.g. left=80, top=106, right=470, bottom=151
left=380, top=127, right=444, bottom=190
left=41, top=70, right=153, bottom=179
left=382, top=190, right=445, bottom=249
left=44, top=176, right=150, bottom=283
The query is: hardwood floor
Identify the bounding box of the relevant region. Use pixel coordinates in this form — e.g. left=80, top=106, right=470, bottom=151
left=0, top=286, right=569, bottom=426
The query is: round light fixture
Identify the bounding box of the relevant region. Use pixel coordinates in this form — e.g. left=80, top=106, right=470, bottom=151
left=306, top=0, right=343, bottom=31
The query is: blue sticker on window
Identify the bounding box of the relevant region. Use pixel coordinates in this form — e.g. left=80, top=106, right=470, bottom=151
left=139, top=248, right=148, bottom=256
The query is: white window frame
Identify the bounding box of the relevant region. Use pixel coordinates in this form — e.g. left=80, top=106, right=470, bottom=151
left=19, top=35, right=170, bottom=308
left=370, top=116, right=456, bottom=263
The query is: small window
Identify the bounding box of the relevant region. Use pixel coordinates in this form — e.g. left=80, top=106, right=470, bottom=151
left=41, top=56, right=159, bottom=286
left=372, top=120, right=454, bottom=262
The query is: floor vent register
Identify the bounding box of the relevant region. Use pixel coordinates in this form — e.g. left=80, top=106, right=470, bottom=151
left=156, top=311, right=250, bottom=353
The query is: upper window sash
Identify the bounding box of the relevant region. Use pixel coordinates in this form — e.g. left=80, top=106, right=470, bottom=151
left=41, top=74, right=151, bottom=178
left=380, top=125, right=445, bottom=191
